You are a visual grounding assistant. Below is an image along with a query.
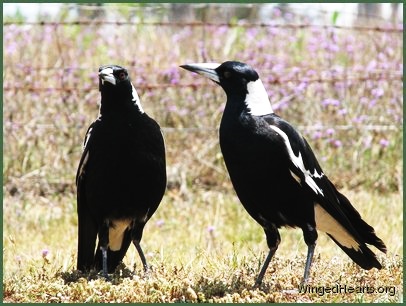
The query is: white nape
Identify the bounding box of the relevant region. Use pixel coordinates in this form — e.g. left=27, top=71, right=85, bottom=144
left=131, top=83, right=144, bottom=113
left=245, top=79, right=274, bottom=116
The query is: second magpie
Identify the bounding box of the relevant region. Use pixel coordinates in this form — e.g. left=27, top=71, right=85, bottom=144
left=76, top=65, right=166, bottom=277
left=180, top=61, right=386, bottom=286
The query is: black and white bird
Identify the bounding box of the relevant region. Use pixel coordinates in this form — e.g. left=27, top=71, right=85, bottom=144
left=76, top=65, right=166, bottom=278
left=180, top=61, right=386, bottom=286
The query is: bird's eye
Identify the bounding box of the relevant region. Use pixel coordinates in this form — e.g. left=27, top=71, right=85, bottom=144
left=118, top=72, right=126, bottom=80
left=224, top=71, right=231, bottom=79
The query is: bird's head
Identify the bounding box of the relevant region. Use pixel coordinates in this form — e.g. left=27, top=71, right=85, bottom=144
left=180, top=61, right=273, bottom=116
left=98, top=65, right=144, bottom=113
left=99, top=65, right=131, bottom=90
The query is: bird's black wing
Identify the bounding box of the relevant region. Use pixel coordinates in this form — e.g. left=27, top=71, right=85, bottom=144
left=76, top=121, right=97, bottom=185
left=262, top=114, right=386, bottom=269
left=76, top=120, right=99, bottom=272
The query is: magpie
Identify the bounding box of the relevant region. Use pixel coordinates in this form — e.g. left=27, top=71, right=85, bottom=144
left=180, top=61, right=386, bottom=286
left=76, top=65, right=166, bottom=278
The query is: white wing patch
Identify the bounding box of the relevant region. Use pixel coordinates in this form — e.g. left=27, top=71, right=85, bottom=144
left=83, top=127, right=93, bottom=150
left=131, top=83, right=144, bottom=113
left=311, top=169, right=324, bottom=178
left=78, top=127, right=93, bottom=179
left=315, top=204, right=360, bottom=250
left=269, top=125, right=324, bottom=196
left=245, top=79, right=274, bottom=116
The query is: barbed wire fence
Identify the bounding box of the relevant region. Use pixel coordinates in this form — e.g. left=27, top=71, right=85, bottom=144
left=3, top=6, right=403, bottom=195
left=3, top=19, right=403, bottom=133
left=3, top=20, right=404, bottom=32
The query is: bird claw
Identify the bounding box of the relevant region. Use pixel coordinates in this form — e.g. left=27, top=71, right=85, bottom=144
left=253, top=279, right=263, bottom=289
left=300, top=276, right=312, bottom=287
left=97, top=270, right=111, bottom=281
left=142, top=266, right=152, bottom=279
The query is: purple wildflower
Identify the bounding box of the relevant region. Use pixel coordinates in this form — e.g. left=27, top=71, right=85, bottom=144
left=42, top=249, right=49, bottom=258
left=246, top=28, right=258, bottom=40
left=346, top=44, right=354, bottom=53
left=295, top=82, right=307, bottom=94
left=291, top=66, right=301, bottom=74
left=177, top=108, right=189, bottom=116
left=325, top=128, right=335, bottom=136
left=368, top=99, right=377, bottom=108
left=312, top=131, right=323, bottom=140
left=332, top=140, right=342, bottom=148
left=321, top=98, right=340, bottom=107
left=353, top=115, right=368, bottom=123
left=156, top=220, right=164, bottom=227
left=366, top=60, right=377, bottom=71
left=371, top=87, right=384, bottom=98
left=207, top=225, right=215, bottom=233
left=6, top=42, right=17, bottom=55
left=379, top=139, right=389, bottom=148
left=338, top=108, right=348, bottom=116
left=272, top=7, right=282, bottom=18
left=167, top=105, right=177, bottom=112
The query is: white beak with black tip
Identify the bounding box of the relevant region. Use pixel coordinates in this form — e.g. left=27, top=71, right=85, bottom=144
left=180, top=63, right=221, bottom=83
left=99, top=67, right=116, bottom=85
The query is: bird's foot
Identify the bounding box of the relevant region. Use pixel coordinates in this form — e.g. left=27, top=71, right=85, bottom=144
left=253, top=279, right=262, bottom=289
left=97, top=270, right=112, bottom=281
left=142, top=265, right=152, bottom=279
left=299, top=276, right=313, bottom=288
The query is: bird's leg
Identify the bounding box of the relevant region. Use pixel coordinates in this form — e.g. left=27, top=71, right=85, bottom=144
left=98, top=220, right=110, bottom=279
left=134, top=240, right=149, bottom=272
left=301, top=223, right=318, bottom=286
left=101, top=246, right=109, bottom=278
left=255, top=224, right=280, bottom=287
left=302, top=244, right=316, bottom=285
left=130, top=223, right=149, bottom=273
left=255, top=246, right=277, bottom=287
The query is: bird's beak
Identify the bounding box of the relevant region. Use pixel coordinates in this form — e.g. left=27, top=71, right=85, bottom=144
left=99, top=67, right=116, bottom=85
left=180, top=63, right=221, bottom=83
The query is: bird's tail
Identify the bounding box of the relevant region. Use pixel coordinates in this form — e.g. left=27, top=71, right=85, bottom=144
left=77, top=214, right=97, bottom=272
left=327, top=234, right=384, bottom=269
left=335, top=190, right=387, bottom=254
left=77, top=189, right=98, bottom=272
left=315, top=186, right=386, bottom=270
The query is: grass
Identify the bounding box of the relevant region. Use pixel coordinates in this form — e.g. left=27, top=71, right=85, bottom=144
left=3, top=4, right=403, bottom=303
left=3, top=188, right=403, bottom=302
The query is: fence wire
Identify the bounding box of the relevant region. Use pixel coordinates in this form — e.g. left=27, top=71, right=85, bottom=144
left=4, top=74, right=403, bottom=93
left=3, top=19, right=403, bottom=133
left=3, top=20, right=403, bottom=33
